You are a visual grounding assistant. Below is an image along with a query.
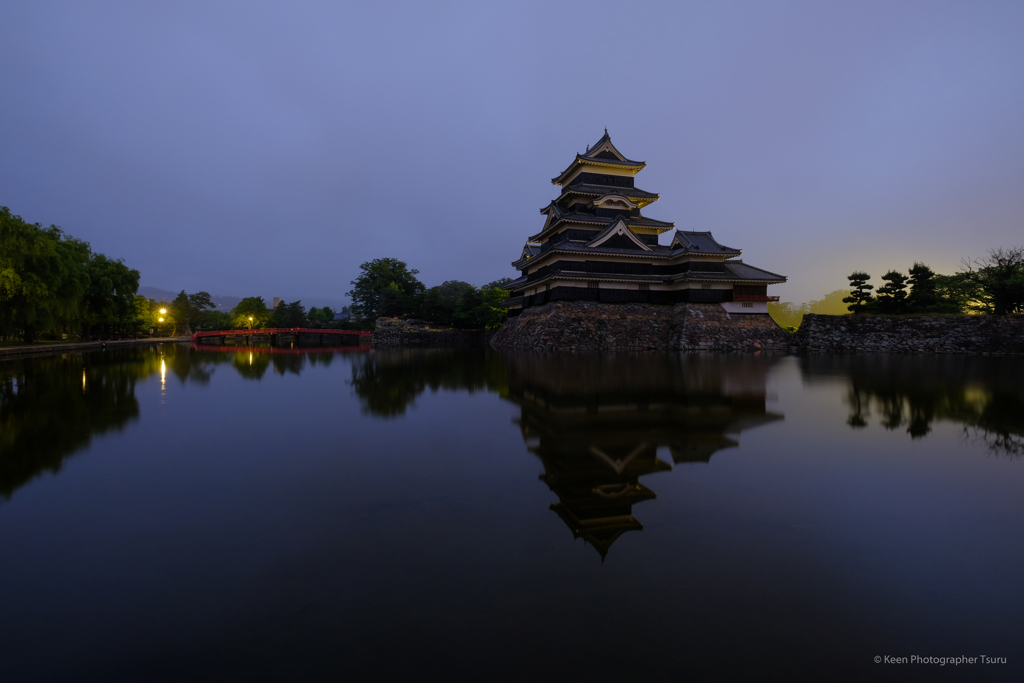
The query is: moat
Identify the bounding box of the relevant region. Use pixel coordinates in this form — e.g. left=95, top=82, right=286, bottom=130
left=2, top=345, right=1023, bottom=681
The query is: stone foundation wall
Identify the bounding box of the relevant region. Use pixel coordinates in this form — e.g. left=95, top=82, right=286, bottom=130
left=490, top=301, right=790, bottom=352
left=372, top=319, right=494, bottom=347
left=794, top=313, right=1024, bottom=354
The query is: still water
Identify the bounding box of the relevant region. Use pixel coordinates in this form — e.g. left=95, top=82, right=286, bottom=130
left=1, top=344, right=1023, bottom=681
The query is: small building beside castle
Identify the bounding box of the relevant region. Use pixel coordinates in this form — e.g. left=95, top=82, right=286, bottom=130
left=492, top=132, right=790, bottom=352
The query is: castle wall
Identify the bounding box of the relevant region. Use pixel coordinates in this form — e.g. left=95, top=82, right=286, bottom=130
left=792, top=314, right=1024, bottom=355
left=372, top=319, right=494, bottom=348
left=490, top=301, right=790, bottom=352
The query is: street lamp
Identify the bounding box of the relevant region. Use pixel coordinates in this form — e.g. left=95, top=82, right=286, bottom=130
left=247, top=316, right=254, bottom=330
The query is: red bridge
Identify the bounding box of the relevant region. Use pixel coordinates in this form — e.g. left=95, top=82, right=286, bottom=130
left=192, top=328, right=371, bottom=341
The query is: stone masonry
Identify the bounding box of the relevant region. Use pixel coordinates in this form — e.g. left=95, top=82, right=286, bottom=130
left=372, top=318, right=494, bottom=347
left=490, top=301, right=790, bottom=352
left=793, top=313, right=1024, bottom=355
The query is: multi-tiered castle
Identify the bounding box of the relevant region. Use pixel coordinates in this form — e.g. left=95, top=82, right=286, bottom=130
left=492, top=132, right=789, bottom=351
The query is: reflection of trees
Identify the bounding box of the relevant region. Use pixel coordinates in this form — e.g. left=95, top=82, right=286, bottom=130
left=0, top=344, right=364, bottom=501
left=803, top=356, right=1024, bottom=456
left=188, top=344, right=352, bottom=381
left=504, top=354, right=783, bottom=558
left=348, top=350, right=508, bottom=417
left=0, top=350, right=159, bottom=500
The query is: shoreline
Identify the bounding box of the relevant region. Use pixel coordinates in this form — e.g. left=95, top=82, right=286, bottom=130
left=0, top=337, right=191, bottom=359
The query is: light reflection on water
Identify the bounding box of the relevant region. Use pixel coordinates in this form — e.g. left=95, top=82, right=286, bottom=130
left=1, top=345, right=1022, bottom=681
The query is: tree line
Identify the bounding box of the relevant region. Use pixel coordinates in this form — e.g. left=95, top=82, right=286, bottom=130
left=843, top=248, right=1024, bottom=315
left=1, top=207, right=140, bottom=342
left=147, top=255, right=508, bottom=336
left=345, top=257, right=510, bottom=329
left=3, top=207, right=507, bottom=342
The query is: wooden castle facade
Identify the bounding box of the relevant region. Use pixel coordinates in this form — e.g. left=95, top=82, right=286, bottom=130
left=503, top=131, right=786, bottom=315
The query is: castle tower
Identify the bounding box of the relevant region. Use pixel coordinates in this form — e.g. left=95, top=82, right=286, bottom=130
left=502, top=131, right=787, bottom=317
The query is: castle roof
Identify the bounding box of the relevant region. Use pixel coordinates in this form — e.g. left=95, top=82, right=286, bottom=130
left=670, top=231, right=741, bottom=255
left=529, top=211, right=675, bottom=242
left=556, top=183, right=659, bottom=203
left=551, top=131, right=646, bottom=185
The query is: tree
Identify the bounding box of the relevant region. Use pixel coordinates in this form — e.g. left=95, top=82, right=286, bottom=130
left=842, top=272, right=874, bottom=314
left=956, top=247, right=1024, bottom=315
left=0, top=206, right=141, bottom=342
left=231, top=296, right=271, bottom=329
left=307, top=306, right=335, bottom=326
left=80, top=254, right=140, bottom=340
left=477, top=279, right=511, bottom=330
left=347, top=258, right=425, bottom=323
left=169, top=291, right=214, bottom=337
left=875, top=270, right=908, bottom=314
left=269, top=300, right=307, bottom=327
left=906, top=263, right=938, bottom=312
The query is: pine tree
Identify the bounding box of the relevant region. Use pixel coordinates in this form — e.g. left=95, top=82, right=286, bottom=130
left=842, top=272, right=874, bottom=313
left=907, top=262, right=938, bottom=312
left=876, top=270, right=909, bottom=313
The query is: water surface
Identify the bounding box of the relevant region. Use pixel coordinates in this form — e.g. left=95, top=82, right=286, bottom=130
left=2, top=345, right=1022, bottom=681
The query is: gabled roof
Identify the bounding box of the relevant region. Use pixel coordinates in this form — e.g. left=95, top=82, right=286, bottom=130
left=520, top=244, right=541, bottom=260
left=670, top=230, right=741, bottom=255
left=551, top=130, right=646, bottom=185
left=586, top=219, right=652, bottom=251
left=582, top=130, right=643, bottom=165
left=528, top=212, right=674, bottom=242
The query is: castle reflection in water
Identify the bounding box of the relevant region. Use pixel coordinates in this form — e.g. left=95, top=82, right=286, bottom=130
left=502, top=354, right=782, bottom=558
left=4, top=346, right=1022, bottom=560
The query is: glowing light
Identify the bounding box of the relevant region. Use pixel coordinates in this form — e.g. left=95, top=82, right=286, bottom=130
left=158, top=317, right=164, bottom=322
left=159, top=308, right=167, bottom=314
left=249, top=352, right=253, bottom=366
left=82, top=370, right=86, bottom=390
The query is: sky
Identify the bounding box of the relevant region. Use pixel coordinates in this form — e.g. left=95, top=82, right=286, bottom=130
left=2, top=0, right=1023, bottom=307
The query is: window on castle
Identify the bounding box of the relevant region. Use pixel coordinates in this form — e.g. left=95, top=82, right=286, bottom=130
left=588, top=281, right=599, bottom=289
left=742, top=302, right=754, bottom=308
left=702, top=284, right=712, bottom=290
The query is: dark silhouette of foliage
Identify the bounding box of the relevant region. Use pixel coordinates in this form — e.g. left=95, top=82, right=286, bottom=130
left=0, top=206, right=140, bottom=342
left=956, top=247, right=1024, bottom=315
left=842, top=272, right=874, bottom=314
left=347, top=258, right=425, bottom=323
left=906, top=263, right=938, bottom=311
left=269, top=300, right=307, bottom=327
left=170, top=290, right=214, bottom=336
left=874, top=270, right=909, bottom=313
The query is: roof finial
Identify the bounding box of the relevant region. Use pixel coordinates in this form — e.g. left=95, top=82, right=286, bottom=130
left=586, top=143, right=590, bottom=152
left=604, top=127, right=608, bottom=136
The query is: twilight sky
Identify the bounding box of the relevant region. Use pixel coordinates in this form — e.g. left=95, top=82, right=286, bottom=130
left=2, top=0, right=1023, bottom=307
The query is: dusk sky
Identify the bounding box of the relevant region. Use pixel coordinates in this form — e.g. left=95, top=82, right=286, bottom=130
left=3, top=1, right=1023, bottom=307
